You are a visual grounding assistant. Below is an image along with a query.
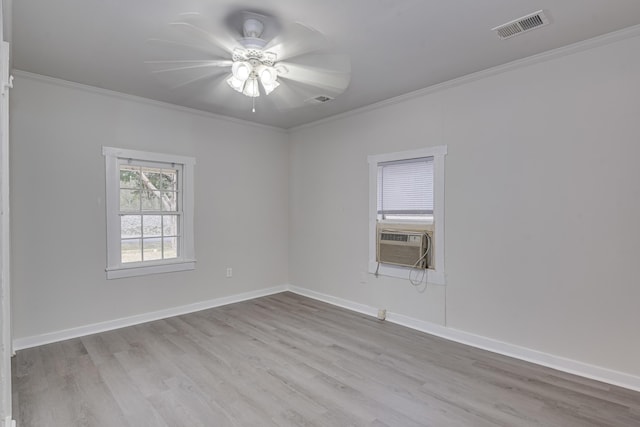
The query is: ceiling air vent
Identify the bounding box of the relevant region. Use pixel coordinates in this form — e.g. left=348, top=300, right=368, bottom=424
left=492, top=10, right=549, bottom=40
left=305, top=95, right=335, bottom=104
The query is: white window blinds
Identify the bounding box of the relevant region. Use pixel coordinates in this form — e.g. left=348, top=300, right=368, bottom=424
left=377, top=157, right=434, bottom=219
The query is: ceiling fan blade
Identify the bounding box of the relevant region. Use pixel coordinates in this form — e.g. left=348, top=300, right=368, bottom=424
left=171, top=13, right=241, bottom=54
left=147, top=12, right=240, bottom=62
left=264, top=22, right=331, bottom=62
left=194, top=73, right=236, bottom=105
left=171, top=70, right=229, bottom=90
left=278, top=54, right=351, bottom=95
left=146, top=37, right=224, bottom=62
left=263, top=80, right=316, bottom=110
left=165, top=24, right=233, bottom=59
left=146, top=12, right=239, bottom=92
left=146, top=59, right=233, bottom=74
left=145, top=59, right=231, bottom=90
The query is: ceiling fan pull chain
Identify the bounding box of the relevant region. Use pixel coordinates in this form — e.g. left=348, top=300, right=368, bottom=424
left=252, top=96, right=256, bottom=113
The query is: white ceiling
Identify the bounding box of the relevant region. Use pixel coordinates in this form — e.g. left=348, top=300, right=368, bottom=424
left=11, top=0, right=640, bottom=129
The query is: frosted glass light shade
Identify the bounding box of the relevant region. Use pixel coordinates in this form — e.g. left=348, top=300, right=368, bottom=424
left=226, top=75, right=245, bottom=93
left=232, top=61, right=252, bottom=81
left=243, top=78, right=260, bottom=97
left=258, top=66, right=277, bottom=85
left=261, top=79, right=280, bottom=95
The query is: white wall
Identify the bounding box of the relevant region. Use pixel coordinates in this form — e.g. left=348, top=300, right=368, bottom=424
left=289, top=33, right=640, bottom=377
left=10, top=29, right=640, bottom=385
left=10, top=74, right=289, bottom=340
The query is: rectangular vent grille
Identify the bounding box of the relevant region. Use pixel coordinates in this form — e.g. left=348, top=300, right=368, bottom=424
left=379, top=244, right=424, bottom=268
left=381, top=233, right=409, bottom=242
left=520, top=14, right=544, bottom=31
left=492, top=10, right=549, bottom=40
left=304, top=95, right=335, bottom=104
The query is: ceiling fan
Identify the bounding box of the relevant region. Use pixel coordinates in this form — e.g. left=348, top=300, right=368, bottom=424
left=146, top=11, right=351, bottom=112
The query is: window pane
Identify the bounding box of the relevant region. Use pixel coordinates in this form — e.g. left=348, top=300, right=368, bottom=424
left=163, top=215, right=179, bottom=236
left=142, top=215, right=162, bottom=237
left=163, top=237, right=179, bottom=259
left=121, top=239, right=142, bottom=263
left=161, top=192, right=177, bottom=211
left=121, top=215, right=141, bottom=238
left=378, top=157, right=434, bottom=218
left=142, top=168, right=163, bottom=191
left=161, top=169, right=178, bottom=191
left=120, top=189, right=140, bottom=212
left=120, top=166, right=141, bottom=189
left=141, top=190, right=161, bottom=211
left=143, top=239, right=162, bottom=261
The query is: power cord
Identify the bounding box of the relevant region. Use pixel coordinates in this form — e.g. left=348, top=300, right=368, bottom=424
left=409, top=232, right=431, bottom=287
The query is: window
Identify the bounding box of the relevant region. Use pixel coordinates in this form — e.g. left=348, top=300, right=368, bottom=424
left=103, top=147, right=196, bottom=279
left=368, top=146, right=447, bottom=284
left=378, top=157, right=434, bottom=222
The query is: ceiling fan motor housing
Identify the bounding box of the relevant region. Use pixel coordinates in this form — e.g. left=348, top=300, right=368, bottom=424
left=243, top=18, right=264, bottom=38
left=241, top=18, right=268, bottom=49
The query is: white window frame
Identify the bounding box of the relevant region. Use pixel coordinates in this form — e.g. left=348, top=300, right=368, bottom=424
left=368, top=145, right=447, bottom=285
left=103, top=146, right=196, bottom=279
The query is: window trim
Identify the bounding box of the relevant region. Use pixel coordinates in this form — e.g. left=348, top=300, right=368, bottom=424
left=368, top=145, right=447, bottom=285
left=103, top=146, right=196, bottom=279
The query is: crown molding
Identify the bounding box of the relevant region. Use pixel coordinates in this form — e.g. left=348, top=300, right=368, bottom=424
left=11, top=70, right=288, bottom=134
left=12, top=23, right=640, bottom=135
left=290, top=24, right=640, bottom=133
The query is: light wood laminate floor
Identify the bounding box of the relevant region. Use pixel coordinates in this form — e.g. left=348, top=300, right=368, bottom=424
left=12, top=292, right=640, bottom=426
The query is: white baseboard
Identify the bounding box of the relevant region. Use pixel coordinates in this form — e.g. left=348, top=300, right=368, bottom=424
left=288, top=285, right=379, bottom=318
left=288, top=285, right=640, bottom=393
left=3, top=416, right=16, bottom=427
left=12, top=285, right=287, bottom=350
left=12, top=283, right=640, bottom=393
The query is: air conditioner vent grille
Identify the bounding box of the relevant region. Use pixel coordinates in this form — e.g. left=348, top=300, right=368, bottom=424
left=519, top=14, right=544, bottom=31
left=496, top=23, right=521, bottom=39
left=493, top=10, right=549, bottom=40
left=305, top=95, right=335, bottom=104
left=380, top=233, right=408, bottom=242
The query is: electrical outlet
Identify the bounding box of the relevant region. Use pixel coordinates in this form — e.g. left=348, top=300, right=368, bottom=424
left=377, top=309, right=387, bottom=320
left=226, top=267, right=232, bottom=278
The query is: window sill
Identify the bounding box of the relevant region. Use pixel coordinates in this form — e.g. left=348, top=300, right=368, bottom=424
left=106, top=259, right=196, bottom=279
left=368, top=261, right=445, bottom=285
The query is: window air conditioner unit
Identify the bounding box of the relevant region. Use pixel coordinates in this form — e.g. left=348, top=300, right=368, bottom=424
left=377, top=230, right=431, bottom=269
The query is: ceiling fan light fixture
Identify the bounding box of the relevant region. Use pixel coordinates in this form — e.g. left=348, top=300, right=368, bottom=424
left=258, top=65, right=277, bottom=85
left=226, top=75, right=245, bottom=93
left=243, top=77, right=260, bottom=97
left=231, top=61, right=252, bottom=81
left=262, top=79, right=280, bottom=95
